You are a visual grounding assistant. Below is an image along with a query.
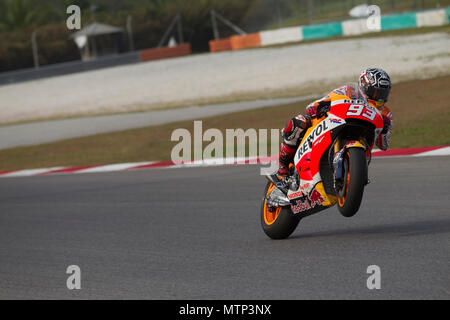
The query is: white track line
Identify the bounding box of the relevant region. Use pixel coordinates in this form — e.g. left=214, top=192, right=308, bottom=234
left=414, top=146, right=450, bottom=157
left=75, top=162, right=156, bottom=174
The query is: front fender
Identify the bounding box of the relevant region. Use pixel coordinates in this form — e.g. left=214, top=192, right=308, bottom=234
left=343, top=140, right=366, bottom=150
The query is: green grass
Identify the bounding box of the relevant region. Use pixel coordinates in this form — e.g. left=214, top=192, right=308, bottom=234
left=390, top=112, right=450, bottom=148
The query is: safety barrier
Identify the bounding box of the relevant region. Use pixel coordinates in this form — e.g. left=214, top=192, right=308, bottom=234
left=260, top=26, right=303, bottom=46
left=209, top=33, right=262, bottom=53
left=302, top=22, right=343, bottom=40
left=209, top=6, right=449, bottom=52
left=140, top=43, right=191, bottom=62
left=209, top=38, right=232, bottom=52
left=381, top=12, right=418, bottom=31
left=0, top=43, right=193, bottom=85
left=0, top=51, right=141, bottom=85
left=229, top=33, right=262, bottom=50
left=416, top=9, right=447, bottom=27
left=342, top=18, right=379, bottom=36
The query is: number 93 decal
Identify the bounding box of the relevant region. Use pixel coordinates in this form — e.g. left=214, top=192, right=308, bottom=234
left=346, top=104, right=377, bottom=121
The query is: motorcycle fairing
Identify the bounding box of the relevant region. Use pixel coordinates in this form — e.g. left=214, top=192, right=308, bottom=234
left=287, top=91, right=384, bottom=217
left=288, top=116, right=345, bottom=216
left=329, top=97, right=384, bottom=130
left=288, top=180, right=331, bottom=217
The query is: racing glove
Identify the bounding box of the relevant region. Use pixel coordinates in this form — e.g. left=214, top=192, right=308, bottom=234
left=381, top=115, right=390, bottom=134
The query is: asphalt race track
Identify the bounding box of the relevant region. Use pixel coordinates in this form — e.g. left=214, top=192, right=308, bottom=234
left=0, top=156, right=449, bottom=299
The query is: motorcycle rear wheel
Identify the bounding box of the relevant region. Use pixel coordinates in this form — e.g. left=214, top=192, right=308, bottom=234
left=260, top=181, right=301, bottom=239
left=337, top=147, right=367, bottom=217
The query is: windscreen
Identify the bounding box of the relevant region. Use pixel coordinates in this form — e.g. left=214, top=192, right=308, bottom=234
left=343, top=83, right=368, bottom=103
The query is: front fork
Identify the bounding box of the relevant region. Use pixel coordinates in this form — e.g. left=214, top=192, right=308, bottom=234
left=332, top=138, right=370, bottom=192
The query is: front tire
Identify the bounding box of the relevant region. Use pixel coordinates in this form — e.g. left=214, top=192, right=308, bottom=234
left=337, top=148, right=367, bottom=217
left=260, top=181, right=301, bottom=239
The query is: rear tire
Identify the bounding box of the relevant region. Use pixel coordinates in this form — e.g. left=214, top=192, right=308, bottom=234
left=337, top=148, right=367, bottom=218
left=260, top=181, right=301, bottom=239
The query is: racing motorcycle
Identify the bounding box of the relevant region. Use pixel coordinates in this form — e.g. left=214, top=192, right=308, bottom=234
left=261, top=84, right=384, bottom=239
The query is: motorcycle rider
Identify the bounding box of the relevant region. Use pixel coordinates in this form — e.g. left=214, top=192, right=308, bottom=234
left=278, top=68, right=393, bottom=177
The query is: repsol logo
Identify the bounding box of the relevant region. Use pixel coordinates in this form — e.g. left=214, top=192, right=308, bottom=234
left=297, top=120, right=329, bottom=159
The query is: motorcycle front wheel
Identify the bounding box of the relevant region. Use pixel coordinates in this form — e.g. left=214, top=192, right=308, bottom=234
left=337, top=147, right=367, bottom=217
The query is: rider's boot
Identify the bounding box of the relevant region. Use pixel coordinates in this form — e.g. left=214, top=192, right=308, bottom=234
left=277, top=114, right=312, bottom=177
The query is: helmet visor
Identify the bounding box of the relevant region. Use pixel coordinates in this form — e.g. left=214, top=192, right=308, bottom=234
left=368, top=86, right=390, bottom=102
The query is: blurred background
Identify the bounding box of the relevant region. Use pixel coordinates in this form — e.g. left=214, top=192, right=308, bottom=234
left=1, top=0, right=448, bottom=72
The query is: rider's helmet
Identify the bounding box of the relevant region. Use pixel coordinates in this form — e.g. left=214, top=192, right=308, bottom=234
left=359, top=68, right=391, bottom=107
